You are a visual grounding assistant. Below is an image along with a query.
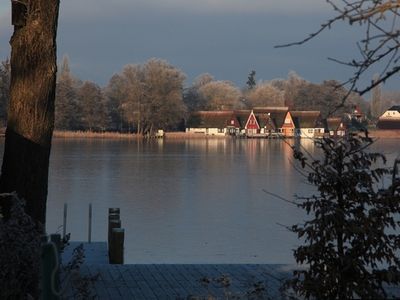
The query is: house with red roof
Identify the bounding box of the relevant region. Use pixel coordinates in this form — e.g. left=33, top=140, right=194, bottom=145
left=244, top=107, right=288, bottom=137
left=186, top=107, right=326, bottom=138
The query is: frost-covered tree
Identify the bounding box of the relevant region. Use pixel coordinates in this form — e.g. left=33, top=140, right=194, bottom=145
left=55, top=56, right=82, bottom=130
left=142, top=58, right=186, bottom=133
left=183, top=73, right=214, bottom=112
left=245, top=81, right=285, bottom=108
left=78, top=81, right=109, bottom=131
left=198, top=80, right=242, bottom=110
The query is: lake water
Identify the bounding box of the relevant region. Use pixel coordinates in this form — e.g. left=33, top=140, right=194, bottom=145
left=26, top=138, right=400, bottom=263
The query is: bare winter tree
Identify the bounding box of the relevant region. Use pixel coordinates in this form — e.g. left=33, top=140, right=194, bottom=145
left=0, top=0, right=60, bottom=224
left=183, top=73, right=214, bottom=112
left=277, top=0, right=400, bottom=97
left=198, top=80, right=242, bottom=110
left=371, top=74, right=383, bottom=119
left=245, top=81, right=285, bottom=108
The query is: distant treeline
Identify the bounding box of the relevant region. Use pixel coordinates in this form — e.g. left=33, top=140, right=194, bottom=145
left=0, top=57, right=399, bottom=134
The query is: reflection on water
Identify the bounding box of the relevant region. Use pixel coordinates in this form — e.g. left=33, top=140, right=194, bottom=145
left=3, top=137, right=399, bottom=263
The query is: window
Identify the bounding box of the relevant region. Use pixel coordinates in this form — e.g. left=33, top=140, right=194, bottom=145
left=308, top=129, right=314, bottom=133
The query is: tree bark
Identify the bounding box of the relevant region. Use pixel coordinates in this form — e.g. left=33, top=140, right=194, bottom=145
left=0, top=0, right=60, bottom=224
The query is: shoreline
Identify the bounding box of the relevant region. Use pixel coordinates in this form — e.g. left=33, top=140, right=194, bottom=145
left=52, top=130, right=228, bottom=139
left=0, top=129, right=395, bottom=139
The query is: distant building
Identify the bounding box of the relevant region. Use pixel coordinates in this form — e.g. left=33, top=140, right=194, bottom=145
left=186, top=111, right=240, bottom=136
left=351, top=105, right=365, bottom=123
left=376, top=105, right=400, bottom=129
left=244, top=107, right=288, bottom=137
left=326, top=117, right=346, bottom=137
left=185, top=107, right=325, bottom=138
left=290, top=111, right=325, bottom=138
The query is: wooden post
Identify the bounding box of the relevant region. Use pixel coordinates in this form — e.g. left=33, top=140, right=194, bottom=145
left=62, top=203, right=67, bottom=240
left=110, top=228, right=124, bottom=264
left=41, top=242, right=60, bottom=300
left=107, top=208, right=120, bottom=246
left=108, top=219, right=121, bottom=260
left=49, top=234, right=61, bottom=254
left=88, top=203, right=92, bottom=243
left=109, top=208, right=120, bottom=215
left=49, top=234, right=61, bottom=295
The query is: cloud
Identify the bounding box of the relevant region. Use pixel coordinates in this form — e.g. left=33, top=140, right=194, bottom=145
left=0, top=8, right=11, bottom=58
left=61, top=0, right=329, bottom=20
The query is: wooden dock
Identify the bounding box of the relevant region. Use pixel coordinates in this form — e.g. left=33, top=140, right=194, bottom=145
left=61, top=242, right=290, bottom=299
left=61, top=242, right=400, bottom=299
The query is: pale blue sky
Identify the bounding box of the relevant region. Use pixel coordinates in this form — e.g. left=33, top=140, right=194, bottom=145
left=0, top=1, right=398, bottom=92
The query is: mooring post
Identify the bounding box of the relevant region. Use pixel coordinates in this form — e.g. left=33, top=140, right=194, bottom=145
left=107, top=208, right=120, bottom=246
left=62, top=203, right=67, bottom=240
left=50, top=234, right=61, bottom=254
left=41, top=242, right=60, bottom=300
left=88, top=203, right=92, bottom=243
left=108, top=219, right=121, bottom=260
left=49, top=234, right=61, bottom=294
left=109, top=207, right=120, bottom=216
left=110, top=228, right=124, bottom=264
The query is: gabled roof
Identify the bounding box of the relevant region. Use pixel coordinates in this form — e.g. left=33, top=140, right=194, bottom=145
left=186, top=111, right=239, bottom=128
left=233, top=110, right=252, bottom=128
left=253, top=107, right=288, bottom=128
left=245, top=110, right=260, bottom=129
left=387, top=105, right=400, bottom=112
left=290, top=111, right=322, bottom=128
left=326, top=117, right=345, bottom=131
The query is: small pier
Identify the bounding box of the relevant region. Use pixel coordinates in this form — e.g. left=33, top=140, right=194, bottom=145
left=58, top=206, right=400, bottom=299
left=61, top=242, right=290, bottom=299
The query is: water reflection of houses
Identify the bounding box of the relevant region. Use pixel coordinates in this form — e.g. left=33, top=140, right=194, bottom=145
left=186, top=107, right=332, bottom=138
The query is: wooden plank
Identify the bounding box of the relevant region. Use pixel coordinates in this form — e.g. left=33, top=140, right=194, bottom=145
left=61, top=261, right=400, bottom=299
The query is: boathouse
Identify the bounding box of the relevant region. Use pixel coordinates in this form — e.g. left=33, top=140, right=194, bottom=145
left=377, top=106, right=400, bottom=129
left=290, top=111, right=325, bottom=138
left=326, top=117, right=346, bottom=137
left=186, top=111, right=241, bottom=136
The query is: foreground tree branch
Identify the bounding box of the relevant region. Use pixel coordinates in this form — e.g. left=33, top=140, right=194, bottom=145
left=276, top=0, right=400, bottom=95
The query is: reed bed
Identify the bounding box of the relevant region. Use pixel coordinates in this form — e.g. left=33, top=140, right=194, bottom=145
left=368, top=129, right=400, bottom=139
left=53, top=130, right=142, bottom=139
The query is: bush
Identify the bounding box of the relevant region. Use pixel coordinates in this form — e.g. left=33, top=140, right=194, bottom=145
left=0, top=193, right=42, bottom=299
left=287, top=133, right=400, bottom=299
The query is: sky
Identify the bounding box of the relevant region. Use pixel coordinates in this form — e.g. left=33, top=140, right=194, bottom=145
left=0, top=1, right=398, bottom=93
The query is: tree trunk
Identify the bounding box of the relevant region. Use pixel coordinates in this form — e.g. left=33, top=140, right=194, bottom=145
left=0, top=0, right=60, bottom=224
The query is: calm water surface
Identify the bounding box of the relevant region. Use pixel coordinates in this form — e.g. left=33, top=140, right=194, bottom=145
left=13, top=138, right=400, bottom=263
